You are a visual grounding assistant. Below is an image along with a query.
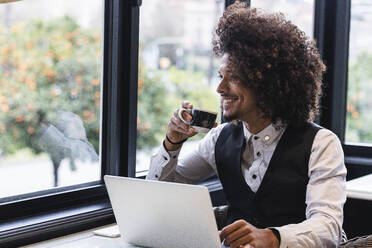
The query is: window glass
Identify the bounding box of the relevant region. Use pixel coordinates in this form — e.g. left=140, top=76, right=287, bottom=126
left=251, top=0, right=314, bottom=38
left=345, top=1, right=372, bottom=144
left=0, top=0, right=103, bottom=198
left=137, top=0, right=224, bottom=175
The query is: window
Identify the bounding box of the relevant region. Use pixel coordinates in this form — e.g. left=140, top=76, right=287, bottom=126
left=1, top=0, right=372, bottom=246
left=0, top=0, right=136, bottom=246
left=345, top=1, right=372, bottom=145
left=314, top=0, right=372, bottom=167
left=0, top=0, right=103, bottom=198
left=251, top=0, right=314, bottom=38
left=136, top=0, right=224, bottom=175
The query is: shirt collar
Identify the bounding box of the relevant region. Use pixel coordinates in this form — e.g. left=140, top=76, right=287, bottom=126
left=242, top=120, right=286, bottom=146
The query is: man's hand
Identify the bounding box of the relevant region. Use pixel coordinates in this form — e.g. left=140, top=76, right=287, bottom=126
left=219, top=220, right=279, bottom=248
left=164, top=101, right=197, bottom=151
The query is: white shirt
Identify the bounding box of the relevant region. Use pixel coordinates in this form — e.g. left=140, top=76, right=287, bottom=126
left=147, top=122, right=347, bottom=248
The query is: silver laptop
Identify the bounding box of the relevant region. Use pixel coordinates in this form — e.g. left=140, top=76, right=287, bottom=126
left=104, top=175, right=222, bottom=248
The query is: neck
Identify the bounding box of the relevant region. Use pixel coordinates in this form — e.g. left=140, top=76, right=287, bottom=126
left=243, top=117, right=271, bottom=134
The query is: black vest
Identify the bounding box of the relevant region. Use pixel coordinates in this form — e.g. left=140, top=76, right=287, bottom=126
left=215, top=121, right=321, bottom=228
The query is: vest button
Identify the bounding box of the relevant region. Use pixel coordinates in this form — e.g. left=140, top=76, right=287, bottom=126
left=252, top=174, right=257, bottom=179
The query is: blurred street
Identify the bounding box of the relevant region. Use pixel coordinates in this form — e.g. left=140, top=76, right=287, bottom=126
left=0, top=140, right=199, bottom=199
left=0, top=156, right=100, bottom=198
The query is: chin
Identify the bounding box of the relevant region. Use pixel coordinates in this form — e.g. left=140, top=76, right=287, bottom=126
left=223, top=112, right=238, bottom=122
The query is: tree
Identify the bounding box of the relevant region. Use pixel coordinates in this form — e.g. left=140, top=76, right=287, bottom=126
left=137, top=63, right=173, bottom=150
left=346, top=51, right=372, bottom=143
left=0, top=15, right=219, bottom=184
left=0, top=16, right=101, bottom=185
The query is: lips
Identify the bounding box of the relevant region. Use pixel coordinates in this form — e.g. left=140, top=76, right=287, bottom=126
left=221, top=94, right=239, bottom=109
left=221, top=94, right=238, bottom=102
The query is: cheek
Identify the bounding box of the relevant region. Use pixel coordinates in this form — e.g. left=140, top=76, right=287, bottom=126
left=244, top=89, right=256, bottom=102
left=240, top=91, right=257, bottom=109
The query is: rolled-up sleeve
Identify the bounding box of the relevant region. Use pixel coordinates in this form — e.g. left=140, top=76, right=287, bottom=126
left=276, top=129, right=347, bottom=247
left=146, top=123, right=227, bottom=184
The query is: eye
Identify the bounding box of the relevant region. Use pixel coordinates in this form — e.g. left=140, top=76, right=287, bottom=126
left=218, top=72, right=223, bottom=79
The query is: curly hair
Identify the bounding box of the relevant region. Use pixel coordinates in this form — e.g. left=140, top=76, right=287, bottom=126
left=213, top=1, right=325, bottom=126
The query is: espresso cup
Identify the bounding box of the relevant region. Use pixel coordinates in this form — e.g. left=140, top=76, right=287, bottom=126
left=178, top=108, right=217, bottom=133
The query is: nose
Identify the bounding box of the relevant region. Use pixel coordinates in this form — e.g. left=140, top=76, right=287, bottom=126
left=216, top=78, right=226, bottom=94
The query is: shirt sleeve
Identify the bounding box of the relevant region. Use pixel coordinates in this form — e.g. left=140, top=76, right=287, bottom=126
left=276, top=129, right=347, bottom=248
left=146, top=123, right=227, bottom=184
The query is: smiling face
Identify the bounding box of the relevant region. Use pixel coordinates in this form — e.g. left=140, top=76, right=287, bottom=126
left=217, top=54, right=260, bottom=122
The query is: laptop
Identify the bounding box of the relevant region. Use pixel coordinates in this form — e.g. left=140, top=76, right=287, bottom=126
left=104, top=175, right=222, bottom=248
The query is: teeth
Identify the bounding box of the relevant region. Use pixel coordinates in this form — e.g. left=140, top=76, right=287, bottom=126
left=223, top=98, right=236, bottom=104
left=223, top=97, right=237, bottom=101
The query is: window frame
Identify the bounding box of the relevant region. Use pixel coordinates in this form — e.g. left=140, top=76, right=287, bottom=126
left=4, top=0, right=371, bottom=246
left=0, top=0, right=140, bottom=246
left=314, top=0, right=350, bottom=141
left=315, top=0, right=372, bottom=178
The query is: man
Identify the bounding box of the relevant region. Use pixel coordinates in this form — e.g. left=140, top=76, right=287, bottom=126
left=147, top=2, right=346, bottom=248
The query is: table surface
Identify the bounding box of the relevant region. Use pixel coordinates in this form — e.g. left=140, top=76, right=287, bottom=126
left=23, top=174, right=372, bottom=247
left=346, top=173, right=372, bottom=200
left=22, top=224, right=141, bottom=248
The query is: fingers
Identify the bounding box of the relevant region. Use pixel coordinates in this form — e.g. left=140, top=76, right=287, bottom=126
left=220, top=220, right=254, bottom=248
left=229, top=232, right=254, bottom=248
left=180, top=101, right=193, bottom=121
left=173, top=109, right=192, bottom=122
left=220, top=220, right=251, bottom=241
left=169, top=116, right=194, bottom=135
left=226, top=225, right=253, bottom=246
left=182, top=100, right=193, bottom=109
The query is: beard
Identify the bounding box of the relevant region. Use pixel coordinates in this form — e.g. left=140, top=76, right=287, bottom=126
left=222, top=112, right=238, bottom=122
left=220, top=104, right=239, bottom=122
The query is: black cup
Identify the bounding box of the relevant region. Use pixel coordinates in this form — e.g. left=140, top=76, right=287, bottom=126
left=178, top=108, right=217, bottom=133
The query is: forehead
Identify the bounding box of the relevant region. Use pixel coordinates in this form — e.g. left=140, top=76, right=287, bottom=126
left=219, top=54, right=229, bottom=73
left=218, top=54, right=250, bottom=89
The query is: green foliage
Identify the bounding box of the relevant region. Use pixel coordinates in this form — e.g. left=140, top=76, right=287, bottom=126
left=137, top=66, right=173, bottom=150
left=0, top=15, right=219, bottom=157
left=346, top=52, right=372, bottom=143
left=0, top=16, right=101, bottom=155
left=168, top=66, right=219, bottom=111
left=137, top=65, right=219, bottom=150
